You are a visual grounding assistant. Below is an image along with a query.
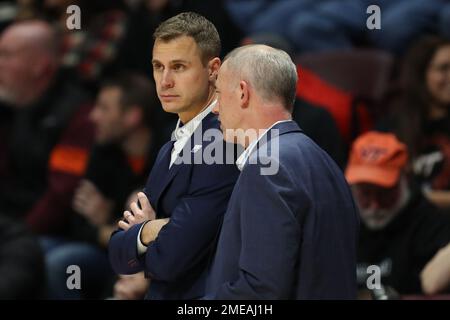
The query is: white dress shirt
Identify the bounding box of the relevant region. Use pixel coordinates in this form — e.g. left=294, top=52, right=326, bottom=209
left=137, top=100, right=217, bottom=254
left=169, top=100, right=217, bottom=168
left=235, top=120, right=292, bottom=171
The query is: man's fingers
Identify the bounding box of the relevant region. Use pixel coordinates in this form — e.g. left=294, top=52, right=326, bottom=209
left=138, top=192, right=156, bottom=220
left=137, top=192, right=151, bottom=211
left=127, top=213, right=136, bottom=225
left=123, top=210, right=137, bottom=226
left=81, top=180, right=97, bottom=193
left=77, top=180, right=91, bottom=194
left=73, top=196, right=88, bottom=214
left=123, top=210, right=132, bottom=220
left=118, top=219, right=130, bottom=231
left=130, top=201, right=142, bottom=216
left=114, top=281, right=130, bottom=300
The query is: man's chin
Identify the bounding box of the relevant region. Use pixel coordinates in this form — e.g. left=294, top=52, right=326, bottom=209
left=363, top=219, right=390, bottom=231
left=161, top=103, right=182, bottom=114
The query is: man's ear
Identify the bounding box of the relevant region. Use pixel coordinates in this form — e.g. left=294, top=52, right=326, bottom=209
left=208, top=57, right=221, bottom=81
left=239, top=80, right=250, bottom=108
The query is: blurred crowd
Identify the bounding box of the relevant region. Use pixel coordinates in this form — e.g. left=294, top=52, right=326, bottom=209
left=0, top=0, right=449, bottom=299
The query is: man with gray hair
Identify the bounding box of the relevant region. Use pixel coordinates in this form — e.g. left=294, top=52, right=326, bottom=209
left=206, top=44, right=359, bottom=299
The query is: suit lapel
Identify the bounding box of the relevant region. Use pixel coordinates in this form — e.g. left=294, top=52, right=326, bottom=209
left=145, top=141, right=174, bottom=211
left=148, top=112, right=218, bottom=213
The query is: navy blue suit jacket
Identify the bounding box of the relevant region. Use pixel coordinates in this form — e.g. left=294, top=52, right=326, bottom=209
left=206, top=121, right=359, bottom=299
left=108, top=112, right=240, bottom=299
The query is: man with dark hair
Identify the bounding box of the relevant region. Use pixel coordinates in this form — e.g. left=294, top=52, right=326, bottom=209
left=109, top=12, right=240, bottom=300
left=43, top=73, right=161, bottom=299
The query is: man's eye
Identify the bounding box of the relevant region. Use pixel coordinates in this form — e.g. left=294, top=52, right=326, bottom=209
left=152, top=64, right=163, bottom=71
left=173, top=64, right=185, bottom=71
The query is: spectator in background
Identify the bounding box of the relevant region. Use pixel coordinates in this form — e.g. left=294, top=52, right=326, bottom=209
left=43, top=73, right=161, bottom=299
left=383, top=36, right=450, bottom=208
left=41, top=0, right=128, bottom=89
left=112, top=272, right=149, bottom=300
left=346, top=131, right=450, bottom=297
left=0, top=215, right=44, bottom=299
left=0, top=20, right=94, bottom=236
left=421, top=242, right=450, bottom=296
left=225, top=0, right=450, bottom=56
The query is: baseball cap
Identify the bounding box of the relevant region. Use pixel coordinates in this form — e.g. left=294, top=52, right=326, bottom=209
left=345, top=131, right=408, bottom=187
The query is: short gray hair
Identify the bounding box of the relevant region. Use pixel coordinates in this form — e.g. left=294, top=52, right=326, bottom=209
left=223, top=45, right=298, bottom=111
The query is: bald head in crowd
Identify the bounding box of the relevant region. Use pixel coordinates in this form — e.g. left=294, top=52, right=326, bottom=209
left=0, top=20, right=60, bottom=107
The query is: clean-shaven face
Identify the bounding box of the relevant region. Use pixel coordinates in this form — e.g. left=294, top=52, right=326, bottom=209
left=214, top=62, right=243, bottom=144
left=152, top=36, right=212, bottom=120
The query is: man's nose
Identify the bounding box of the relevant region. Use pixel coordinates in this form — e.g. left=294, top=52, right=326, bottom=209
left=367, top=198, right=381, bottom=211
left=161, top=70, right=174, bottom=89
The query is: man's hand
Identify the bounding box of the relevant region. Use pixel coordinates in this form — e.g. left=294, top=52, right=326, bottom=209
left=140, top=218, right=170, bottom=245
left=73, top=180, right=114, bottom=226
left=113, top=272, right=150, bottom=300
left=421, top=243, right=450, bottom=295
left=118, top=192, right=156, bottom=231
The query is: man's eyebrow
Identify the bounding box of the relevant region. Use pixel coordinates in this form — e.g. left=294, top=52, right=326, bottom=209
left=151, top=59, right=190, bottom=65
left=170, top=59, right=190, bottom=64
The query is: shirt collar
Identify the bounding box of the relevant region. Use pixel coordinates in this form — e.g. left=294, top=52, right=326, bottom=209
left=235, top=120, right=292, bottom=171
left=172, top=100, right=217, bottom=141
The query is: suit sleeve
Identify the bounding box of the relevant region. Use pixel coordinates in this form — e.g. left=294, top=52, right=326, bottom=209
left=108, top=162, right=239, bottom=279
left=143, top=163, right=238, bottom=282
left=214, top=159, right=307, bottom=299
left=108, top=223, right=146, bottom=275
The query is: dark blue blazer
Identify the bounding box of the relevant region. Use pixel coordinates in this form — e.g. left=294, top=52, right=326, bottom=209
left=108, top=112, right=240, bottom=299
left=206, top=121, right=359, bottom=299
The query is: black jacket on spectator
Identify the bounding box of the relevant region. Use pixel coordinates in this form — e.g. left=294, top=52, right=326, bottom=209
left=293, top=99, right=345, bottom=168
left=0, top=215, right=44, bottom=299
left=0, top=71, right=94, bottom=235
left=357, top=189, right=450, bottom=295
left=69, top=143, right=157, bottom=244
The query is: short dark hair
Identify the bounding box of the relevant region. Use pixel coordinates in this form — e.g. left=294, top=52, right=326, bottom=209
left=101, top=73, right=160, bottom=128
left=153, top=12, right=221, bottom=64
